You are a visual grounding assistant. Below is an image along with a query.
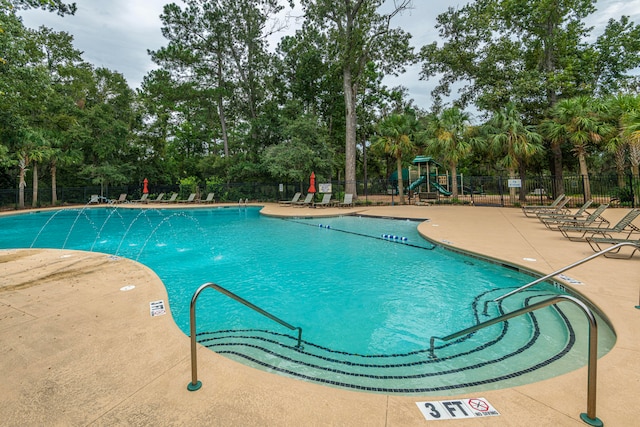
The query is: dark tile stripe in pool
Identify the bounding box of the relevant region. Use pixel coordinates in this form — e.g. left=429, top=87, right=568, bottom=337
left=197, top=293, right=576, bottom=393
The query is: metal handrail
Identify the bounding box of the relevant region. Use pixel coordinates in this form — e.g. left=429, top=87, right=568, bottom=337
left=187, top=282, right=303, bottom=392
left=483, top=241, right=640, bottom=316
left=429, top=294, right=602, bottom=426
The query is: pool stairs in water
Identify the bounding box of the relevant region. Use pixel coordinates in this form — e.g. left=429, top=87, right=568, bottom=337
left=196, top=289, right=579, bottom=395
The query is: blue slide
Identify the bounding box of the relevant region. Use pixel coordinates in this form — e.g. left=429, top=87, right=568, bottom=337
left=430, top=181, right=452, bottom=196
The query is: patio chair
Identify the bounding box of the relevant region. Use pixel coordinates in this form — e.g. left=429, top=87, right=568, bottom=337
left=586, top=236, right=640, bottom=259
left=293, top=193, right=314, bottom=207
left=159, top=193, right=178, bottom=203
left=522, top=194, right=567, bottom=217
left=279, top=192, right=302, bottom=205
left=112, top=193, right=129, bottom=204
left=178, top=193, right=197, bottom=203
left=201, top=193, right=215, bottom=203
left=536, top=199, right=593, bottom=222
left=149, top=193, right=165, bottom=203
left=339, top=193, right=354, bottom=208
left=315, top=193, right=333, bottom=208
left=539, top=203, right=609, bottom=231
left=131, top=193, right=148, bottom=203
left=88, top=194, right=100, bottom=204
left=558, top=208, right=640, bottom=241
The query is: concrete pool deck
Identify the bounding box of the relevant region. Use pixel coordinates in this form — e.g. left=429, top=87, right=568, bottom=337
left=0, top=203, right=638, bottom=426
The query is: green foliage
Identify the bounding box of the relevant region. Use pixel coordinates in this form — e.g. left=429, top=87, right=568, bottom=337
left=179, top=176, right=198, bottom=197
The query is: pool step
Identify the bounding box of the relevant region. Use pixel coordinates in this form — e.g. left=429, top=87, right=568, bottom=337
left=197, top=291, right=580, bottom=395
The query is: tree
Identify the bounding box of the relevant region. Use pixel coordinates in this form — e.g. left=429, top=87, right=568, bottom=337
left=541, top=96, right=612, bottom=201
left=420, top=0, right=640, bottom=194
left=372, top=113, right=418, bottom=204
left=300, top=0, right=414, bottom=198
left=423, top=107, right=475, bottom=199
left=151, top=0, right=284, bottom=165
left=483, top=103, right=543, bottom=203
left=5, top=0, right=76, bottom=16
left=263, top=114, right=333, bottom=192
left=603, top=94, right=640, bottom=187
left=15, top=127, right=49, bottom=208
left=622, top=108, right=640, bottom=179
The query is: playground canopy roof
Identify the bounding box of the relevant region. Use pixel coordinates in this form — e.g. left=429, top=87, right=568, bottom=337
left=412, top=156, right=442, bottom=168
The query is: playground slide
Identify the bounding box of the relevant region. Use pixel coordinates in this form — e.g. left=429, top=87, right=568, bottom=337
left=408, top=175, right=427, bottom=191
left=430, top=181, right=452, bottom=196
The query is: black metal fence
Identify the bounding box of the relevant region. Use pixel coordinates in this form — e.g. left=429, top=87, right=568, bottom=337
left=0, top=174, right=637, bottom=210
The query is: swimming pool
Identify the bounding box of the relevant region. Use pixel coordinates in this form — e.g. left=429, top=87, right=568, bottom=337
left=0, top=206, right=615, bottom=395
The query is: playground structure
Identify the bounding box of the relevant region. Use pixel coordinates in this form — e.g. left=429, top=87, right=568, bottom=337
left=388, top=156, right=484, bottom=201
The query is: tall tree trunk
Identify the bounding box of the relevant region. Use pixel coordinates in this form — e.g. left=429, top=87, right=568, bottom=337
left=216, top=54, right=230, bottom=158
left=51, top=159, right=58, bottom=205
left=18, top=162, right=26, bottom=209
left=518, top=161, right=527, bottom=202
left=450, top=163, right=459, bottom=198
left=615, top=145, right=626, bottom=188
left=396, top=156, right=405, bottom=204
left=551, top=141, right=565, bottom=196
left=577, top=153, right=591, bottom=201
left=508, top=167, right=517, bottom=205
left=32, top=163, right=39, bottom=207
left=343, top=66, right=357, bottom=198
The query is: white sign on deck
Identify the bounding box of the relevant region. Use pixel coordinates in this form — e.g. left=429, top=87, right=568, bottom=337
left=416, top=397, right=500, bottom=421
left=149, top=300, right=166, bottom=317
left=508, top=179, right=522, bottom=188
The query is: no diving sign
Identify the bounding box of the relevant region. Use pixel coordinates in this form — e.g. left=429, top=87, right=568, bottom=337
left=416, top=397, right=500, bottom=420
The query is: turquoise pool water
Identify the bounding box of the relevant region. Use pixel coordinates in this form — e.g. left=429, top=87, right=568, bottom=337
left=0, top=206, right=615, bottom=394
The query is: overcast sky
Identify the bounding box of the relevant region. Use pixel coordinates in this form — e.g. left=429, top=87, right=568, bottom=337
left=18, top=0, right=640, bottom=113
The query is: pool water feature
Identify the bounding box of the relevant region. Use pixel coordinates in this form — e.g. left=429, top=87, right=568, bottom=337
left=0, top=206, right=616, bottom=395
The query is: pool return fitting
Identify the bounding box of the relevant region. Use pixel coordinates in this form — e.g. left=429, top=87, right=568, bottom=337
left=187, top=282, right=303, bottom=392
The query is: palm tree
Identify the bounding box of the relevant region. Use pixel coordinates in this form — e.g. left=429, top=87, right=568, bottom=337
left=16, top=128, right=49, bottom=209
left=484, top=103, right=543, bottom=203
left=622, top=107, right=640, bottom=203
left=603, top=94, right=639, bottom=187
left=541, top=96, right=612, bottom=201
left=424, top=107, right=475, bottom=199
left=622, top=108, right=640, bottom=178
left=373, top=113, right=419, bottom=204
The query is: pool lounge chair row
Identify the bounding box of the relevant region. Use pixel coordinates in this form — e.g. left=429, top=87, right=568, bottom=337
left=280, top=193, right=354, bottom=208
left=521, top=194, right=570, bottom=217
left=525, top=201, right=640, bottom=258
left=93, top=192, right=216, bottom=204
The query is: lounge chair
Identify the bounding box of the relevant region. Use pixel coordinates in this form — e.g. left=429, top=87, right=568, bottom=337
left=88, top=194, right=100, bottom=204
left=315, top=193, right=333, bottom=208
left=112, top=193, right=129, bottom=204
left=586, top=236, right=640, bottom=259
left=131, top=193, right=148, bottom=203
left=522, top=194, right=567, bottom=217
left=293, top=193, right=314, bottom=207
left=159, top=193, right=178, bottom=203
left=201, top=193, right=215, bottom=203
left=149, top=193, right=165, bottom=203
left=339, top=193, right=354, bottom=208
left=558, top=208, right=640, bottom=241
left=536, top=199, right=593, bottom=222
left=279, top=192, right=302, bottom=205
left=178, top=193, right=197, bottom=203
left=539, top=203, right=608, bottom=231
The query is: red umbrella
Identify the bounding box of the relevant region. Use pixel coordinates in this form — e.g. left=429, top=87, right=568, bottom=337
left=143, top=178, right=149, bottom=194
left=307, top=172, right=316, bottom=193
